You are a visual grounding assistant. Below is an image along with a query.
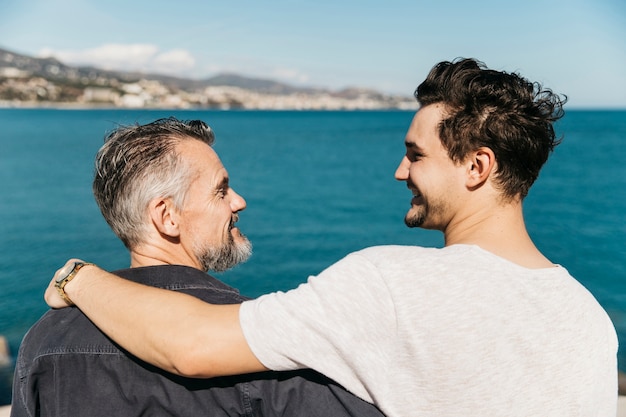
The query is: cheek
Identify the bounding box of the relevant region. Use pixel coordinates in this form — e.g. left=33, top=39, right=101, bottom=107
left=408, top=164, right=425, bottom=183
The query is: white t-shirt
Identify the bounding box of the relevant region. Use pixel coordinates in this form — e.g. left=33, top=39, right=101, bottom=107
left=240, top=244, right=618, bottom=417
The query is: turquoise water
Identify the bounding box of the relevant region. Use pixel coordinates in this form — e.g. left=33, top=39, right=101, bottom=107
left=0, top=109, right=624, bottom=402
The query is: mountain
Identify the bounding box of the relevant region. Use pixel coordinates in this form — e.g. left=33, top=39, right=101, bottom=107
left=0, top=46, right=415, bottom=109
left=0, top=46, right=299, bottom=91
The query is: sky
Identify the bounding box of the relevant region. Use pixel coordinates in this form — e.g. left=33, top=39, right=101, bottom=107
left=1, top=0, right=625, bottom=108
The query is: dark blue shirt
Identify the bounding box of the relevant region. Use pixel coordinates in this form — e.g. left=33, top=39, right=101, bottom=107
left=12, top=265, right=384, bottom=417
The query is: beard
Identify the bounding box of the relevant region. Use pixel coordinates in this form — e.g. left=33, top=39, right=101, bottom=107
left=194, top=229, right=252, bottom=272
left=404, top=207, right=426, bottom=228
left=404, top=195, right=449, bottom=230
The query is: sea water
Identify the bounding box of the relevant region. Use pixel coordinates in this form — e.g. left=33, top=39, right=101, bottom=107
left=0, top=108, right=624, bottom=403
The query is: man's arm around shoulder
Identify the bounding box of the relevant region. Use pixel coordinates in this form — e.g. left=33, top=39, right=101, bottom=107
left=45, top=261, right=266, bottom=378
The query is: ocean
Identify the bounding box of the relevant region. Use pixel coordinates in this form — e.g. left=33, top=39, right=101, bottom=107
left=0, top=108, right=624, bottom=403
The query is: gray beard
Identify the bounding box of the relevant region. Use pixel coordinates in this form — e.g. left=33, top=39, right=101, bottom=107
left=195, top=232, right=252, bottom=272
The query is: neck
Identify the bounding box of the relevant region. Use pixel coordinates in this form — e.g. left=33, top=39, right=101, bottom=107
left=443, top=199, right=554, bottom=269
left=129, top=239, right=201, bottom=270
left=129, top=252, right=171, bottom=268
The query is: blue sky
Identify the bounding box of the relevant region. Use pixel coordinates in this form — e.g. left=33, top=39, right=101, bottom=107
left=1, top=0, right=625, bottom=108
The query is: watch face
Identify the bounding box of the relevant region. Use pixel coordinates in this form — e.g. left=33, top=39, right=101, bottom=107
left=56, top=262, right=76, bottom=283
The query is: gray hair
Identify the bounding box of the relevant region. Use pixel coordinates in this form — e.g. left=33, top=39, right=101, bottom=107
left=93, top=117, right=215, bottom=249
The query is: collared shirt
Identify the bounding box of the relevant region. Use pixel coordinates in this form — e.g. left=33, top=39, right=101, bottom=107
left=12, top=265, right=384, bottom=417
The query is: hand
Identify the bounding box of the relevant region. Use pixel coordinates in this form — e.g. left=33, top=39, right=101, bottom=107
left=44, top=258, right=86, bottom=308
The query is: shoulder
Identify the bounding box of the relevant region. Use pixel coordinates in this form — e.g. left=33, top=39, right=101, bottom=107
left=353, top=244, right=440, bottom=259
left=15, top=308, right=119, bottom=367
left=115, top=265, right=249, bottom=303
left=348, top=244, right=470, bottom=269
left=21, top=307, right=106, bottom=342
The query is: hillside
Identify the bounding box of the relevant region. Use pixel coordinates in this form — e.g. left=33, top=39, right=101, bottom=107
left=0, top=47, right=416, bottom=110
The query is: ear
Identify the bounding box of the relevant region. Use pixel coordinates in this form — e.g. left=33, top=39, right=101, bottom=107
left=148, top=198, right=181, bottom=238
left=466, top=147, right=496, bottom=189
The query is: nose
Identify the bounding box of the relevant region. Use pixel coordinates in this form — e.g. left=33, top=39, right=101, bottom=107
left=394, top=156, right=410, bottom=181
left=229, top=189, right=247, bottom=212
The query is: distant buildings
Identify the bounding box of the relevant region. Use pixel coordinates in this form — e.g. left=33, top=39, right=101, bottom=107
left=0, top=53, right=417, bottom=110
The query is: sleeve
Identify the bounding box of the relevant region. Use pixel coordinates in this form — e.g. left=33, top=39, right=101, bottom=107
left=9, top=364, right=29, bottom=417
left=239, top=250, right=397, bottom=402
left=11, top=333, right=42, bottom=417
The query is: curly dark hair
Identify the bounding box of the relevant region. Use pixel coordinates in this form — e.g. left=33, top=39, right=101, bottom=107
left=415, top=58, right=567, bottom=199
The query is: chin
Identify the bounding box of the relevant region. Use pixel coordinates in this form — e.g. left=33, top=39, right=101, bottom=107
left=404, top=209, right=425, bottom=228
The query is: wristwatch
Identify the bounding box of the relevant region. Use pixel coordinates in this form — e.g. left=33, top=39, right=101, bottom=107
left=55, top=261, right=95, bottom=305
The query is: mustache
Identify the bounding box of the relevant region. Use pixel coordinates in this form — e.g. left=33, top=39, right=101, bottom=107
left=229, top=214, right=240, bottom=229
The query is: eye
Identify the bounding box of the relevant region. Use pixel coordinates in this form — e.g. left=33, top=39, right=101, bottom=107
left=214, top=178, right=230, bottom=200
left=212, top=187, right=227, bottom=199
left=407, top=151, right=423, bottom=162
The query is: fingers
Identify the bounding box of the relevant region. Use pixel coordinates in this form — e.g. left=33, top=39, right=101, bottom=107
left=44, top=279, right=67, bottom=309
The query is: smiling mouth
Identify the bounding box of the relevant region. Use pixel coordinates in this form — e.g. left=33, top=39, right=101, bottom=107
left=405, top=182, right=422, bottom=204
left=410, top=190, right=424, bottom=204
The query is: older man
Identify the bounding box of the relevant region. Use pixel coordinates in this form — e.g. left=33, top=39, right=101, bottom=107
left=12, top=118, right=384, bottom=417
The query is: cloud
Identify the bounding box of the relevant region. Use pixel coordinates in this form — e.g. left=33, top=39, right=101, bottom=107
left=37, top=44, right=196, bottom=76
left=49, top=47, right=313, bottom=85
left=152, top=49, right=196, bottom=73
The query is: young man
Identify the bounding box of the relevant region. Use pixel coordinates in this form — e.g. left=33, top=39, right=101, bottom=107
left=13, top=118, right=384, bottom=417
left=45, top=59, right=618, bottom=417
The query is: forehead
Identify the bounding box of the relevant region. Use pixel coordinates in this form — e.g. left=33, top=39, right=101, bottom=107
left=177, top=139, right=227, bottom=182
left=405, top=104, right=445, bottom=149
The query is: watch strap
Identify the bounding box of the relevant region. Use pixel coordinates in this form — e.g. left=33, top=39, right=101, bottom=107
left=55, top=262, right=95, bottom=305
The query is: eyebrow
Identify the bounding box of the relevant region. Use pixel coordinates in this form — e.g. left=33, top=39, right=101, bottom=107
left=215, top=176, right=229, bottom=191
left=404, top=140, right=424, bottom=153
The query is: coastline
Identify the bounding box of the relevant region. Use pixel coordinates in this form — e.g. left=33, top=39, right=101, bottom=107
left=0, top=101, right=416, bottom=111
